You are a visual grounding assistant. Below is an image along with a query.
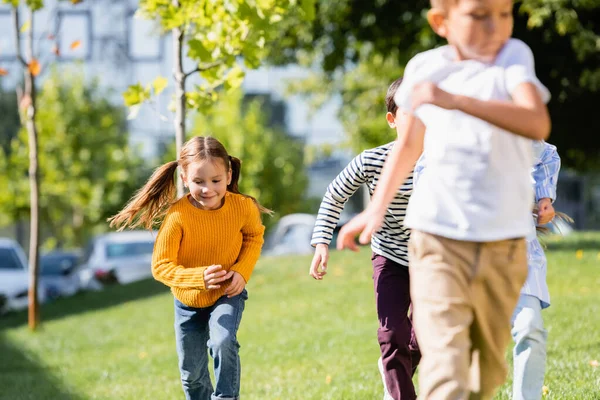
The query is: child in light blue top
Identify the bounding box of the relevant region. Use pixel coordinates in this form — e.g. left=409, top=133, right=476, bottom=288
left=511, top=140, right=560, bottom=400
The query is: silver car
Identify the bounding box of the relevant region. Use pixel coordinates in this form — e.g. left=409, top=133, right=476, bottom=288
left=78, top=231, right=157, bottom=289
left=0, top=238, right=47, bottom=314
left=40, top=251, right=82, bottom=299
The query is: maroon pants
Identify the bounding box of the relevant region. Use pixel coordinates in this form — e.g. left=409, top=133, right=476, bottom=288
left=372, top=254, right=421, bottom=400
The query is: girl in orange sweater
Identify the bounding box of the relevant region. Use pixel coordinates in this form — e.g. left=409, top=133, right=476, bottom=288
left=109, top=136, right=268, bottom=400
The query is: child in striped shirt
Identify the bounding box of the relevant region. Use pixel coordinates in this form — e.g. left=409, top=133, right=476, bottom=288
left=310, top=78, right=420, bottom=400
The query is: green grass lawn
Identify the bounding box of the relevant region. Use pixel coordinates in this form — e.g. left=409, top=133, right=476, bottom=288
left=1, top=232, right=599, bottom=400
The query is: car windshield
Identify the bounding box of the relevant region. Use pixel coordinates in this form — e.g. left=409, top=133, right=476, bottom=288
left=0, top=248, right=24, bottom=270
left=40, top=255, right=78, bottom=275
left=106, top=241, right=154, bottom=259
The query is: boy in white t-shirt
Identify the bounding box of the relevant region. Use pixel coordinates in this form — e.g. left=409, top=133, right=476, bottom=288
left=337, top=0, right=551, bottom=399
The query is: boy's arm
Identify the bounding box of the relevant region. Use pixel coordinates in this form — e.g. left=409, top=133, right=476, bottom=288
left=337, top=115, right=425, bottom=250
left=412, top=82, right=550, bottom=140
left=533, top=142, right=561, bottom=203
left=533, top=142, right=561, bottom=225
left=454, top=83, right=550, bottom=140
left=311, top=153, right=368, bottom=247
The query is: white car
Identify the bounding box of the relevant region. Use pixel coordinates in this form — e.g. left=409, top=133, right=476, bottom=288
left=0, top=238, right=47, bottom=314
left=78, top=231, right=157, bottom=289
left=262, top=213, right=355, bottom=257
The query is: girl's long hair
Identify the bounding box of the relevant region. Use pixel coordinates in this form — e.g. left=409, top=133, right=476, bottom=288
left=108, top=136, right=271, bottom=231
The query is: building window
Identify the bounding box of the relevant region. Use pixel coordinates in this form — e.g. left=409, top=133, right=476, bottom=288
left=56, top=10, right=92, bottom=61
left=0, top=10, right=17, bottom=61
left=127, top=10, right=163, bottom=62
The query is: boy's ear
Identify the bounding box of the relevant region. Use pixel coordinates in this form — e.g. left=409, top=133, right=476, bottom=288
left=386, top=112, right=396, bottom=128
left=427, top=8, right=448, bottom=38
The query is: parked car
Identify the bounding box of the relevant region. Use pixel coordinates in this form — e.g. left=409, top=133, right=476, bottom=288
left=262, top=213, right=355, bottom=257
left=78, top=231, right=157, bottom=289
left=40, top=250, right=82, bottom=300
left=0, top=238, right=46, bottom=314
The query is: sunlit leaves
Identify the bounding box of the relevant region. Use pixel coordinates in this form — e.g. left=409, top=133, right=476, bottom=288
left=28, top=59, right=41, bottom=76
left=20, top=20, right=31, bottom=33
left=152, top=76, right=168, bottom=95
left=128, top=0, right=316, bottom=113
left=187, top=39, right=212, bottom=62
left=69, top=40, right=82, bottom=50
left=123, top=77, right=168, bottom=119
left=1, top=1, right=19, bottom=8
left=223, top=65, right=245, bottom=91
left=123, top=83, right=150, bottom=107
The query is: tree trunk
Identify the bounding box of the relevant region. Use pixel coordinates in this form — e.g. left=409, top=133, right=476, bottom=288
left=172, top=0, right=186, bottom=198
left=26, top=84, right=40, bottom=330
left=13, top=7, right=41, bottom=330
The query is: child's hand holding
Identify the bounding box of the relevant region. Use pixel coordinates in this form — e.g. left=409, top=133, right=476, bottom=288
left=309, top=244, right=329, bottom=280
left=204, top=265, right=234, bottom=290
left=537, top=198, right=555, bottom=225
left=224, top=272, right=245, bottom=298
left=411, top=82, right=457, bottom=111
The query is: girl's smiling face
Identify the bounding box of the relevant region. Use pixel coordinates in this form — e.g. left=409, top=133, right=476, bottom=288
left=182, top=158, right=232, bottom=210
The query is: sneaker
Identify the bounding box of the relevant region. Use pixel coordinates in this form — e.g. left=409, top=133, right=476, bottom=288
left=378, top=356, right=395, bottom=400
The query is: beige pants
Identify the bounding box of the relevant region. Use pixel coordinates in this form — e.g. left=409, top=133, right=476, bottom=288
left=409, top=230, right=528, bottom=400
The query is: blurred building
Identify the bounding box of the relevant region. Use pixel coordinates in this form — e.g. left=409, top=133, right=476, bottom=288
left=0, top=0, right=346, bottom=151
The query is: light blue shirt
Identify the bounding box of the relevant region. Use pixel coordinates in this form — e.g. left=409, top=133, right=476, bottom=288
left=524, top=141, right=560, bottom=308
left=414, top=141, right=560, bottom=308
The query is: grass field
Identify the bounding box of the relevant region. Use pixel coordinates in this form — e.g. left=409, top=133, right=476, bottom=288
left=1, top=232, right=599, bottom=400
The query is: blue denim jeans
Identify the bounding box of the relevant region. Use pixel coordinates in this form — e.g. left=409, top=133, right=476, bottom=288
left=511, top=294, right=548, bottom=400
left=174, top=290, right=248, bottom=400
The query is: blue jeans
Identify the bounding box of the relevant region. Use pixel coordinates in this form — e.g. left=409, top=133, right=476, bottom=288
left=511, top=294, right=548, bottom=400
left=174, top=290, right=248, bottom=400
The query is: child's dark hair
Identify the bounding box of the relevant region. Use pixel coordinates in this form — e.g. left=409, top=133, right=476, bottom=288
left=109, top=136, right=272, bottom=230
left=385, top=77, right=403, bottom=115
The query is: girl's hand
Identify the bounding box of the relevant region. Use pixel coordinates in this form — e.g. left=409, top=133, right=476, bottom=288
left=204, top=265, right=234, bottom=290
left=412, top=82, right=457, bottom=111
left=224, top=271, right=245, bottom=298
left=309, top=244, right=329, bottom=280
left=537, top=198, right=555, bottom=225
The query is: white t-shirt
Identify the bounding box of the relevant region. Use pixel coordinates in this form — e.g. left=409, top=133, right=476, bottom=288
left=394, top=39, right=551, bottom=241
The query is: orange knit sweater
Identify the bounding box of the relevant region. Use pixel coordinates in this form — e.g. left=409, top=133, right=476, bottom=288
left=151, top=192, right=265, bottom=308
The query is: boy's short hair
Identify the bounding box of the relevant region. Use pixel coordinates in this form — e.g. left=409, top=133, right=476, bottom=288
left=385, top=77, right=403, bottom=115
left=430, top=0, right=456, bottom=9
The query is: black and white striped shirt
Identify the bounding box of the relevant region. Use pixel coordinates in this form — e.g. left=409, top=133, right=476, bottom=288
left=310, top=142, right=413, bottom=266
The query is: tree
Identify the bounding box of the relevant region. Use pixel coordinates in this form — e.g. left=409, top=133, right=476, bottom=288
left=3, top=0, right=47, bottom=330
left=1, top=0, right=89, bottom=329
left=158, top=89, right=309, bottom=229
left=123, top=0, right=315, bottom=196
left=0, top=69, right=147, bottom=250
left=277, top=0, right=600, bottom=170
